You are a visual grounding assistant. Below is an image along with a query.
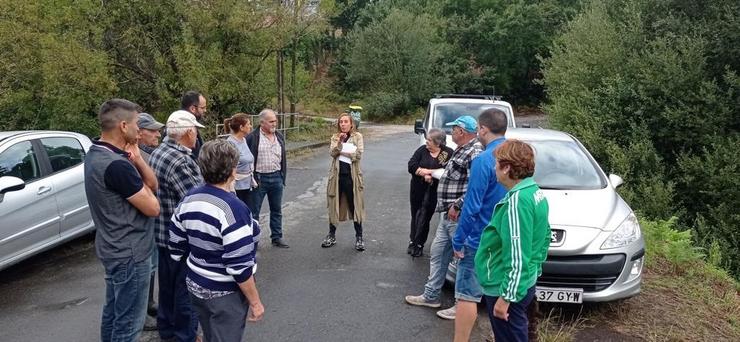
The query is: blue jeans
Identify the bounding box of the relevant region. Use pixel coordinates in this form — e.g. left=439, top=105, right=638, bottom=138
left=157, top=247, right=198, bottom=342
left=252, top=171, right=284, bottom=240
left=100, top=257, right=151, bottom=342
left=423, top=214, right=457, bottom=301
left=455, top=246, right=483, bottom=302
left=485, top=287, right=536, bottom=342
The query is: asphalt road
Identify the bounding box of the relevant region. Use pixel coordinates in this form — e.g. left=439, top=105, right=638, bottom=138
left=0, top=128, right=494, bottom=342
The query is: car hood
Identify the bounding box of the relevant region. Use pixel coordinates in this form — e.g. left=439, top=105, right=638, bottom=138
left=542, top=187, right=632, bottom=231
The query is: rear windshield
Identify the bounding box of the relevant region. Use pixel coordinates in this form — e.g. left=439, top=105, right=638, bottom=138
left=527, top=140, right=607, bottom=190
left=432, top=103, right=512, bottom=133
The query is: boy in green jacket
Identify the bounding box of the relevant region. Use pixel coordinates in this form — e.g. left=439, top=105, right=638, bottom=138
left=475, top=140, right=550, bottom=342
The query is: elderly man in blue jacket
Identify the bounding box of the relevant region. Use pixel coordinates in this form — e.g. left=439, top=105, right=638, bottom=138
left=450, top=108, right=508, bottom=342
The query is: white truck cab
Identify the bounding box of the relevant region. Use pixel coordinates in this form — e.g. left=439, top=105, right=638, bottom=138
left=414, top=94, right=516, bottom=149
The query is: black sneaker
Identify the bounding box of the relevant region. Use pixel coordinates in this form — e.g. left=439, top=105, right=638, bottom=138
left=411, top=245, right=423, bottom=257
left=355, top=237, right=365, bottom=251
left=271, top=239, right=290, bottom=248
left=321, top=235, right=336, bottom=248
left=407, top=241, right=414, bottom=254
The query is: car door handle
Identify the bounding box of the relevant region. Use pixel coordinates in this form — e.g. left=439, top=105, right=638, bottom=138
left=37, top=186, right=52, bottom=195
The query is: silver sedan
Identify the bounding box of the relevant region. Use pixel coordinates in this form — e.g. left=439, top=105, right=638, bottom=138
left=0, top=131, right=94, bottom=271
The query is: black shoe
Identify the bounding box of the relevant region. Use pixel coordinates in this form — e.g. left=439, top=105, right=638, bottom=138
left=321, top=235, right=336, bottom=248
left=147, top=302, right=158, bottom=316
left=143, top=314, right=158, bottom=331
left=272, top=239, right=290, bottom=248
left=407, top=241, right=414, bottom=254
left=355, top=237, right=365, bottom=251
left=411, top=245, right=423, bottom=257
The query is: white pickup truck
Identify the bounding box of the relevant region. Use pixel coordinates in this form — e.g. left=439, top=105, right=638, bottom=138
left=414, top=94, right=516, bottom=149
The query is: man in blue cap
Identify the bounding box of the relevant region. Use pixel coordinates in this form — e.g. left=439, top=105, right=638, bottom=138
left=405, top=115, right=484, bottom=321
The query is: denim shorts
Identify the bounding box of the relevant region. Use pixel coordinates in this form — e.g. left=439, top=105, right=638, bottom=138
left=454, top=246, right=483, bottom=302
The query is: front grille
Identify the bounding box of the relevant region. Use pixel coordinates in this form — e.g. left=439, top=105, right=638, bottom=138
left=537, top=254, right=626, bottom=292
left=537, top=274, right=619, bottom=292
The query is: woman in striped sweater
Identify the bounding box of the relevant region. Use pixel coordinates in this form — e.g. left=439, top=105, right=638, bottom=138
left=169, top=140, right=264, bottom=342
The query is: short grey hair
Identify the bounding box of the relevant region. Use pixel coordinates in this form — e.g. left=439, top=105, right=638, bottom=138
left=427, top=128, right=446, bottom=147
left=166, top=125, right=194, bottom=140
left=259, top=108, right=275, bottom=122
left=198, top=140, right=239, bottom=185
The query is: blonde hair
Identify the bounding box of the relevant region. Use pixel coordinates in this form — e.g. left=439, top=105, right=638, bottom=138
left=336, top=112, right=355, bottom=133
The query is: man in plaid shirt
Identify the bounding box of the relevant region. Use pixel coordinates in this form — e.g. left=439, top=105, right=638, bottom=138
left=405, top=115, right=483, bottom=320
left=149, top=110, right=204, bottom=342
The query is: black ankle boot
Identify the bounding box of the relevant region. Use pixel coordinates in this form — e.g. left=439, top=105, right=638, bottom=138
left=411, top=245, right=423, bottom=257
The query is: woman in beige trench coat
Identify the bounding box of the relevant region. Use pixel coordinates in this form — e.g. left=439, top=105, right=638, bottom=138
left=322, top=113, right=366, bottom=251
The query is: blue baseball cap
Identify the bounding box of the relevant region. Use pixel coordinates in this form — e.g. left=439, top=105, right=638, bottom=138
left=445, top=115, right=477, bottom=133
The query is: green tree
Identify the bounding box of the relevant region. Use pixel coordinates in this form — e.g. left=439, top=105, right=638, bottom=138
left=443, top=0, right=581, bottom=103
left=344, top=8, right=450, bottom=118
left=542, top=0, right=740, bottom=277
left=0, top=1, right=115, bottom=136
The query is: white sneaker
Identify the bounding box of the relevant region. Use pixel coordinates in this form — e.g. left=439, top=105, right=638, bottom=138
left=436, top=305, right=456, bottom=320
left=404, top=294, right=442, bottom=308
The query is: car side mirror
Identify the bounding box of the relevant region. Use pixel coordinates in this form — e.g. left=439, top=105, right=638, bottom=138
left=0, top=176, right=25, bottom=201
left=414, top=119, right=425, bottom=135
left=608, top=174, right=624, bottom=188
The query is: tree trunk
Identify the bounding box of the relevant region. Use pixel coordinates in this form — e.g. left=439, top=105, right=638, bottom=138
left=290, top=39, right=297, bottom=127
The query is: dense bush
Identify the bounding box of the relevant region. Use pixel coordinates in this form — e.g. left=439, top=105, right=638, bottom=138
left=0, top=0, right=327, bottom=136
left=343, top=8, right=450, bottom=112
left=542, top=0, right=740, bottom=277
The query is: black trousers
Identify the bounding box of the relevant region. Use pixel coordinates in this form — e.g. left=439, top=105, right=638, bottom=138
left=330, top=173, right=362, bottom=237
left=409, top=187, right=437, bottom=247
left=235, top=189, right=255, bottom=214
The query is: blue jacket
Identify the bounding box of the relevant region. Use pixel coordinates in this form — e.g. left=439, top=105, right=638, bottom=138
left=452, top=137, right=507, bottom=252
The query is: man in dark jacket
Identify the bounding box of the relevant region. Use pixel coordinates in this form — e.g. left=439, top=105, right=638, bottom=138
left=180, top=91, right=207, bottom=158
left=246, top=109, right=289, bottom=248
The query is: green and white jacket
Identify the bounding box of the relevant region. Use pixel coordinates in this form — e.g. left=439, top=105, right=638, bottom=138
left=474, top=177, right=550, bottom=303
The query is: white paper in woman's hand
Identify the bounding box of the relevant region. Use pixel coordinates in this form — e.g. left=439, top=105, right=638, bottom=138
left=339, top=142, right=357, bottom=164
left=431, top=168, right=444, bottom=180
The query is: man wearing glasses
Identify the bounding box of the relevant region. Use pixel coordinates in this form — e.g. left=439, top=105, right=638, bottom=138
left=180, top=90, right=207, bottom=158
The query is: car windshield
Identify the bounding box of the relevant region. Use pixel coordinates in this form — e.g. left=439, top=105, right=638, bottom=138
left=433, top=103, right=512, bottom=133
left=526, top=140, right=606, bottom=190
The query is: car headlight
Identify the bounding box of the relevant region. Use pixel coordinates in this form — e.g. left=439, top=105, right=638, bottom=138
left=601, top=214, right=641, bottom=250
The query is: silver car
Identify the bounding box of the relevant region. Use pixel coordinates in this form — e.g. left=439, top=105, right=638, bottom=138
left=0, top=131, right=94, bottom=271
left=447, top=128, right=645, bottom=303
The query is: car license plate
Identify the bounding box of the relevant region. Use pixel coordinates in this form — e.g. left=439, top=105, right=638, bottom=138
left=535, top=286, right=583, bottom=304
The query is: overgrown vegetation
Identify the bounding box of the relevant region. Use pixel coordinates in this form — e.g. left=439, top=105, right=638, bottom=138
left=532, top=218, right=740, bottom=341
left=1, top=0, right=738, bottom=282
left=541, top=0, right=740, bottom=278
left=0, top=0, right=327, bottom=137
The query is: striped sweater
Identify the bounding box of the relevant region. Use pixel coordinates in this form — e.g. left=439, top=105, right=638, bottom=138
left=169, top=184, right=260, bottom=293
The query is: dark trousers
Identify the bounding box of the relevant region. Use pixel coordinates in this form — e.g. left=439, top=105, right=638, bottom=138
left=409, top=187, right=436, bottom=246
left=235, top=189, right=255, bottom=214
left=330, top=173, right=362, bottom=237
left=484, top=287, right=536, bottom=342
left=157, top=247, right=198, bottom=342
left=251, top=172, right=284, bottom=240
left=190, top=291, right=248, bottom=342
